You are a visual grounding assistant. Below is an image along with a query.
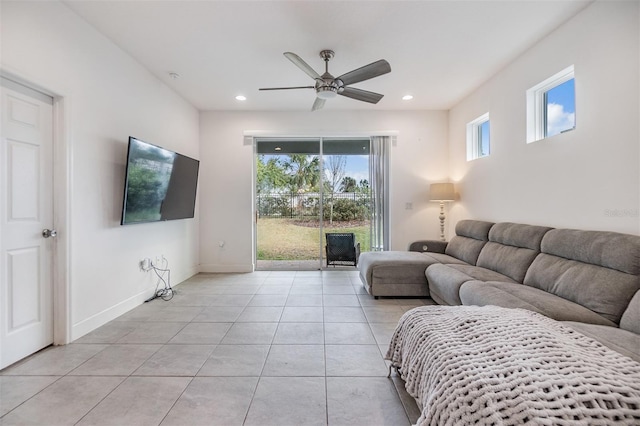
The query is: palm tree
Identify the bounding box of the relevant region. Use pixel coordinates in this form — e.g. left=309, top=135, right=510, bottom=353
left=340, top=176, right=357, bottom=193
left=284, top=155, right=319, bottom=216
left=284, top=154, right=319, bottom=193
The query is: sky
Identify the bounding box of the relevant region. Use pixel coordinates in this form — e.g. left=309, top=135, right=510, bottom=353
left=480, top=120, right=490, bottom=157
left=546, top=78, right=576, bottom=137
left=340, top=155, right=369, bottom=183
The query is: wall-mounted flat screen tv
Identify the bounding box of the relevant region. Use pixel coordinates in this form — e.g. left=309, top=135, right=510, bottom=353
left=121, top=136, right=200, bottom=225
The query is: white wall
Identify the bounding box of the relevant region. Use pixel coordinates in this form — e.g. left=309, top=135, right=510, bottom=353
left=199, top=110, right=449, bottom=272
left=1, top=1, right=200, bottom=340
left=448, top=1, right=639, bottom=235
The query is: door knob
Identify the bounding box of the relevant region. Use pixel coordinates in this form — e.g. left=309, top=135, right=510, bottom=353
left=42, top=229, right=57, bottom=238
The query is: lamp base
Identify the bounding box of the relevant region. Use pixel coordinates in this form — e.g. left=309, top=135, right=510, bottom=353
left=439, top=201, right=446, bottom=242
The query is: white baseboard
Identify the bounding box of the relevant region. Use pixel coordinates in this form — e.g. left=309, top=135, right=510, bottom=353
left=173, top=265, right=200, bottom=284
left=70, top=288, right=152, bottom=341
left=70, top=265, right=232, bottom=341
left=199, top=263, right=254, bottom=273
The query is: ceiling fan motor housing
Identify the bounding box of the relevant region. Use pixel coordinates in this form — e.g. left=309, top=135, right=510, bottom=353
left=315, top=77, right=342, bottom=99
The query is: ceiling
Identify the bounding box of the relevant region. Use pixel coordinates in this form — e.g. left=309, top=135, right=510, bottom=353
left=63, top=0, right=591, bottom=112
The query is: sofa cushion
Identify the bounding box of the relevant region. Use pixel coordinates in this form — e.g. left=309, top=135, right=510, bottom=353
left=488, top=222, right=551, bottom=251
left=620, top=290, right=640, bottom=334
left=541, top=228, right=640, bottom=275
left=426, top=264, right=515, bottom=306
left=444, top=220, right=494, bottom=265
left=562, top=321, right=640, bottom=363
left=455, top=219, right=496, bottom=241
left=475, top=223, right=553, bottom=282
left=524, top=253, right=639, bottom=324
left=421, top=252, right=468, bottom=265
left=523, top=228, right=640, bottom=324
left=459, top=280, right=617, bottom=327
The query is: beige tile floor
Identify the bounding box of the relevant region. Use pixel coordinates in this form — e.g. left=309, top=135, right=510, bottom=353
left=0, top=271, right=432, bottom=426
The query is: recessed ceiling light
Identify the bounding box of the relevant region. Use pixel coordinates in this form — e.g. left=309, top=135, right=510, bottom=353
left=274, top=147, right=282, bottom=151
left=235, top=95, right=247, bottom=101
left=402, top=95, right=414, bottom=101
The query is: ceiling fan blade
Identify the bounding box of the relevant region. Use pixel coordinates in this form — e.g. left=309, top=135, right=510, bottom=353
left=336, top=60, right=391, bottom=86
left=284, top=52, right=321, bottom=80
left=259, top=86, right=315, bottom=91
left=311, top=98, right=326, bottom=111
left=339, top=87, right=384, bottom=104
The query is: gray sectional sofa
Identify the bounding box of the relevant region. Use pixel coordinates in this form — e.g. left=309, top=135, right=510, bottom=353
left=358, top=220, right=640, bottom=360
left=358, top=220, right=494, bottom=297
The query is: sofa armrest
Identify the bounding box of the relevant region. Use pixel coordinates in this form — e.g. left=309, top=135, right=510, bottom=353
left=409, top=240, right=447, bottom=253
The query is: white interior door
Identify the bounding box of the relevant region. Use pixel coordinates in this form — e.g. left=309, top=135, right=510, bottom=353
left=0, top=78, right=54, bottom=369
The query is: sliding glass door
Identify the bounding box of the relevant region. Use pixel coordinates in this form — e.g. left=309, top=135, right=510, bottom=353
left=255, top=138, right=372, bottom=270
left=255, top=139, right=321, bottom=270
left=321, top=139, right=371, bottom=267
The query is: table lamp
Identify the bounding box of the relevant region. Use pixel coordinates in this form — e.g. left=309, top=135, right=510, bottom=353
left=429, top=183, right=456, bottom=241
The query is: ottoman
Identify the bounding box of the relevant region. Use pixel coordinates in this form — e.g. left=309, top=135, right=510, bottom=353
left=358, top=251, right=441, bottom=298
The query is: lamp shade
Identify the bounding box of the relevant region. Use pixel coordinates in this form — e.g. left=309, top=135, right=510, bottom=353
left=429, top=183, right=455, bottom=201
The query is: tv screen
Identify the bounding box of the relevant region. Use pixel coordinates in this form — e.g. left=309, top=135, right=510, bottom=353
left=121, top=137, right=199, bottom=225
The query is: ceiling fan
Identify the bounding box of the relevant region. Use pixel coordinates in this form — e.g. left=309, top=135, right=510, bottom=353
left=260, top=50, right=391, bottom=111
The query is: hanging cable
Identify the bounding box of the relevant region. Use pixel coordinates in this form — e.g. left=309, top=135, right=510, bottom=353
left=144, top=256, right=174, bottom=302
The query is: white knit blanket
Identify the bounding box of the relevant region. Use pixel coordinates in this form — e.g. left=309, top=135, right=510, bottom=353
left=386, top=305, right=640, bottom=426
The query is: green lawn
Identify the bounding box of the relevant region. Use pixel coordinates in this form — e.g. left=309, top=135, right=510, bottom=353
left=257, top=218, right=371, bottom=260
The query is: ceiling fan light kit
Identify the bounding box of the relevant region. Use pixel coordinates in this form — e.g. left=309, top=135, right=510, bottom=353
left=260, top=50, right=391, bottom=111
left=316, top=86, right=338, bottom=99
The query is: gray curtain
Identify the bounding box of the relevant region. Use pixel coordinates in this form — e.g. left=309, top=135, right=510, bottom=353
left=369, top=136, right=391, bottom=251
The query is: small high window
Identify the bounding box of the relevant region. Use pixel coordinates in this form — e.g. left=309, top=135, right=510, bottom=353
left=466, top=113, right=490, bottom=161
left=527, top=65, right=575, bottom=143
left=545, top=79, right=575, bottom=137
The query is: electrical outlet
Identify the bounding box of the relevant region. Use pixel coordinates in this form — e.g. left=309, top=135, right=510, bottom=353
left=140, top=258, right=150, bottom=271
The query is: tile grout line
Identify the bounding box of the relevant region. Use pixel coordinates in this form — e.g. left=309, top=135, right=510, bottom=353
left=322, top=281, right=329, bottom=426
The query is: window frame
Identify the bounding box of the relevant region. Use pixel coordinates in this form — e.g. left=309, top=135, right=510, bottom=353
left=466, top=112, right=490, bottom=161
left=526, top=65, right=575, bottom=143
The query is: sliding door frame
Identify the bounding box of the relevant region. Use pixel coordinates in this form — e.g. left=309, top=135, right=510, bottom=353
left=250, top=132, right=395, bottom=271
